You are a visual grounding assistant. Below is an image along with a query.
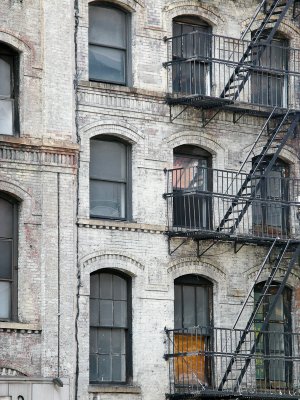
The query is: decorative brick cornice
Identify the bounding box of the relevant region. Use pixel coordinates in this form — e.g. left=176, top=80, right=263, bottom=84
left=0, top=138, right=79, bottom=169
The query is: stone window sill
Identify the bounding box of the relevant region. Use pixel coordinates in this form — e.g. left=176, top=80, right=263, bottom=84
left=78, top=217, right=166, bottom=233
left=0, top=322, right=41, bottom=333
left=88, top=385, right=141, bottom=394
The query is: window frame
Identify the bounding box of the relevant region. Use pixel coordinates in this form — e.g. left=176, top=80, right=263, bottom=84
left=89, top=269, right=132, bottom=385
left=0, top=192, right=18, bottom=322
left=172, top=16, right=212, bottom=96
left=0, top=42, right=19, bottom=136
left=89, top=135, right=132, bottom=221
left=251, top=33, right=289, bottom=108
left=88, top=2, right=131, bottom=86
left=254, top=282, right=292, bottom=387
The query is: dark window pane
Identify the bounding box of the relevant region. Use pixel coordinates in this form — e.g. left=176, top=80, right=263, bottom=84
left=0, top=241, right=12, bottom=279
left=113, top=300, right=127, bottom=327
left=90, top=140, right=127, bottom=181
left=112, top=329, right=126, bottom=354
left=90, top=299, right=100, bottom=326
left=89, top=354, right=98, bottom=382
left=90, top=274, right=99, bottom=298
left=174, top=285, right=182, bottom=329
left=89, top=6, right=126, bottom=48
left=89, top=45, right=125, bottom=84
left=112, top=354, right=126, bottom=382
left=0, top=198, right=13, bottom=237
left=98, top=328, right=111, bottom=354
left=99, top=273, right=112, bottom=299
left=0, top=99, right=13, bottom=135
left=98, top=355, right=112, bottom=381
left=0, top=58, right=11, bottom=96
left=182, top=285, right=195, bottom=327
left=113, top=275, right=127, bottom=300
left=90, top=180, right=126, bottom=218
left=90, top=327, right=98, bottom=354
left=100, top=299, right=113, bottom=326
left=0, top=282, right=10, bottom=319
left=196, top=286, right=209, bottom=326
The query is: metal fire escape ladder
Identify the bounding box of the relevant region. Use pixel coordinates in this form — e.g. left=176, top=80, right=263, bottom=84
left=218, top=241, right=300, bottom=392
left=220, top=0, right=294, bottom=101
left=216, top=111, right=300, bottom=234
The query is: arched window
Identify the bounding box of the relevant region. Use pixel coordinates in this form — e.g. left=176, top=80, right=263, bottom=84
left=251, top=33, right=288, bottom=107
left=90, top=136, right=131, bottom=220
left=0, top=43, right=19, bottom=135
left=90, top=270, right=132, bottom=383
left=254, top=282, right=292, bottom=387
left=88, top=3, right=130, bottom=85
left=172, top=16, right=212, bottom=95
left=174, top=275, right=213, bottom=386
left=173, top=145, right=212, bottom=229
left=0, top=192, right=18, bottom=320
left=252, top=156, right=289, bottom=237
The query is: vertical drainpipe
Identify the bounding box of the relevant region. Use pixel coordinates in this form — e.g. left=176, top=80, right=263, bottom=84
left=74, top=0, right=80, bottom=399
left=57, top=172, right=61, bottom=378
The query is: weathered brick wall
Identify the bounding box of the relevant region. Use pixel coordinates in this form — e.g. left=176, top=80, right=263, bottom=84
left=76, top=1, right=300, bottom=400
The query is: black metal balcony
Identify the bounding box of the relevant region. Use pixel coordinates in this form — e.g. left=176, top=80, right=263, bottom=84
left=165, top=326, right=300, bottom=400
left=164, top=31, right=300, bottom=113
left=164, top=167, right=300, bottom=243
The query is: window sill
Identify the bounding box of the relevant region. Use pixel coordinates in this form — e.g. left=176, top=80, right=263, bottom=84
left=88, top=385, right=141, bottom=394
left=78, top=217, right=166, bottom=233
left=0, top=322, right=41, bottom=333
left=79, top=80, right=165, bottom=99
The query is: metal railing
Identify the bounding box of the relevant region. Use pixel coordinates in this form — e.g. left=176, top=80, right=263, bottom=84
left=165, top=326, right=300, bottom=398
left=164, top=166, right=300, bottom=240
left=164, top=31, right=300, bottom=110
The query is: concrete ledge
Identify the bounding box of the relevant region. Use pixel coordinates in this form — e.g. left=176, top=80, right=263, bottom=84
left=88, top=385, right=141, bottom=394
left=0, top=322, right=42, bottom=333
left=77, top=218, right=166, bottom=234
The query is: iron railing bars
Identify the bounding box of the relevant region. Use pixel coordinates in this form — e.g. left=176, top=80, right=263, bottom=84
left=218, top=241, right=291, bottom=391
left=233, top=243, right=300, bottom=390
left=232, top=238, right=278, bottom=330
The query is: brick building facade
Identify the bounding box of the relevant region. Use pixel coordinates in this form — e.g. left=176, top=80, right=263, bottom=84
left=0, top=1, right=300, bottom=400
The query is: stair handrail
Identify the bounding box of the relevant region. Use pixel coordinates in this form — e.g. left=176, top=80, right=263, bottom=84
left=232, top=238, right=278, bottom=329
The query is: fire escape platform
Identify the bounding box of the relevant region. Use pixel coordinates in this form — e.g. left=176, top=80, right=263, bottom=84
left=166, top=94, right=298, bottom=119
left=166, top=390, right=300, bottom=400
left=166, top=229, right=300, bottom=247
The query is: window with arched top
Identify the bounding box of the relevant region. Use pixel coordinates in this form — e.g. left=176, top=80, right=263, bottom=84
left=88, top=3, right=130, bottom=85
left=172, top=16, right=212, bottom=95
left=252, top=156, right=289, bottom=237
left=173, top=145, right=212, bottom=229
left=0, top=43, right=19, bottom=135
left=251, top=33, right=288, bottom=107
left=89, top=269, right=132, bottom=383
left=0, top=192, right=18, bottom=320
left=254, top=282, right=292, bottom=387
left=90, top=135, right=131, bottom=220
left=174, top=275, right=213, bottom=386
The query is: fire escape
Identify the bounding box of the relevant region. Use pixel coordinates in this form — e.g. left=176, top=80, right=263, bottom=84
left=163, top=1, right=300, bottom=399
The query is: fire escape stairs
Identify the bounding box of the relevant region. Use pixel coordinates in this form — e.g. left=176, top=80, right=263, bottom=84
left=220, top=0, right=294, bottom=101
left=218, top=240, right=300, bottom=393
left=216, top=110, right=300, bottom=234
